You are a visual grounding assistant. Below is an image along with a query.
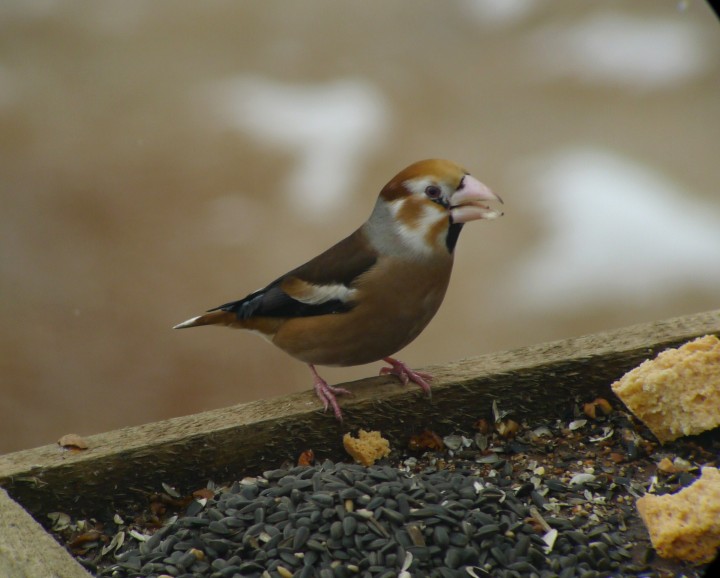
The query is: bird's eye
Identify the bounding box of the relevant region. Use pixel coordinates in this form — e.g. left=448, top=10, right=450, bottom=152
left=425, top=185, right=442, bottom=200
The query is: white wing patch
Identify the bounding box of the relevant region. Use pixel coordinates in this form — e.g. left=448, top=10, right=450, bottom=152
left=293, top=281, right=358, bottom=305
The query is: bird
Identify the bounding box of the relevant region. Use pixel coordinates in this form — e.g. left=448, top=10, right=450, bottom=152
left=174, top=159, right=503, bottom=420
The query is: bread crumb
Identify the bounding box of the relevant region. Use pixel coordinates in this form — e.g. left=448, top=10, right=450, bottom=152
left=611, top=334, right=720, bottom=442
left=57, top=433, right=89, bottom=450
left=343, top=429, right=390, bottom=466
left=637, top=467, right=720, bottom=563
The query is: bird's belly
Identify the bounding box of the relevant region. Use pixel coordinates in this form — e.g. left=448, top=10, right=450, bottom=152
left=272, top=273, right=450, bottom=367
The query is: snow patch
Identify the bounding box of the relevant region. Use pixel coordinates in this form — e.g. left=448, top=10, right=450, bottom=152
left=530, top=12, right=708, bottom=89
left=458, top=0, right=540, bottom=26
left=208, top=76, right=390, bottom=221
left=510, top=147, right=720, bottom=310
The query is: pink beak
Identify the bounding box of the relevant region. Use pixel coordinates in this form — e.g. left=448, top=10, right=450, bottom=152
left=450, top=175, right=503, bottom=223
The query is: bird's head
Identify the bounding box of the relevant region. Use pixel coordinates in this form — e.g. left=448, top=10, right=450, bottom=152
left=366, top=159, right=503, bottom=259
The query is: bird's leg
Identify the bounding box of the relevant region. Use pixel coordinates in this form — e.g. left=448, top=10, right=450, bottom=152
left=308, top=364, right=352, bottom=420
left=380, top=357, right=433, bottom=398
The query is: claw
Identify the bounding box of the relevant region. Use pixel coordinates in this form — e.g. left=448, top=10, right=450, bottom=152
left=309, top=364, right=352, bottom=420
left=380, top=357, right=433, bottom=398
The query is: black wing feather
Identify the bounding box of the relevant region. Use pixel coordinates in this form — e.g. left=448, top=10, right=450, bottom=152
left=207, top=281, right=352, bottom=319
left=207, top=228, right=377, bottom=321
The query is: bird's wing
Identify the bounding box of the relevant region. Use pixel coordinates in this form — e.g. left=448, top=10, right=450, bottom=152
left=208, top=228, right=378, bottom=320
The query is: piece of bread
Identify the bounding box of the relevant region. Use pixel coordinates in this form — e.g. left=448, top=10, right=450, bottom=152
left=343, top=429, right=390, bottom=467
left=611, top=334, right=720, bottom=442
left=636, top=466, right=720, bottom=563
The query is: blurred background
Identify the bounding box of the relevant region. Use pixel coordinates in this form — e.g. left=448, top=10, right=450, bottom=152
left=1, top=0, right=718, bottom=454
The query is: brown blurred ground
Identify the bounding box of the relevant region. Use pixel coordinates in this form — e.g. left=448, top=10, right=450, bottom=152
left=1, top=1, right=719, bottom=454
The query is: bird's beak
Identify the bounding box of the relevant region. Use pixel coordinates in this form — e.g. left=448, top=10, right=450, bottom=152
left=450, top=175, right=504, bottom=223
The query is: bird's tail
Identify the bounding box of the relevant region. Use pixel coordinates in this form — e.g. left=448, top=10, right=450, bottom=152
left=173, top=310, right=237, bottom=329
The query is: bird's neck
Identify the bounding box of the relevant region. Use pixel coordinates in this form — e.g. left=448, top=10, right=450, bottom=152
left=364, top=199, right=455, bottom=263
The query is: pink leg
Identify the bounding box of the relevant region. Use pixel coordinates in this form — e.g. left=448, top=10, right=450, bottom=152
left=380, top=357, right=433, bottom=398
left=308, top=364, right=352, bottom=420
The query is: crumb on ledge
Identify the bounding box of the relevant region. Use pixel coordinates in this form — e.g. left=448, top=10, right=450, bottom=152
left=611, top=334, right=720, bottom=442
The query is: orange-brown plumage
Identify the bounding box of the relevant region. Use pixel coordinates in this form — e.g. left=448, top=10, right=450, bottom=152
left=174, top=159, right=503, bottom=419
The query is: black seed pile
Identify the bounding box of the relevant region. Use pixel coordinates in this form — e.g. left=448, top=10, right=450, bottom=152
left=99, top=460, right=640, bottom=578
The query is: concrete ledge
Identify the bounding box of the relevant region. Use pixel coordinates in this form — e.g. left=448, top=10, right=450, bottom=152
left=1, top=308, right=718, bottom=537
left=0, top=487, right=91, bottom=578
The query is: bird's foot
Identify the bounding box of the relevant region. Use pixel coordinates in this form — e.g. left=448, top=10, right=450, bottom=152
left=309, top=364, right=352, bottom=420
left=380, top=357, right=433, bottom=398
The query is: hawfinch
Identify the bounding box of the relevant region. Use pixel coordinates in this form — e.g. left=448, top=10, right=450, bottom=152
left=174, top=159, right=503, bottom=419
